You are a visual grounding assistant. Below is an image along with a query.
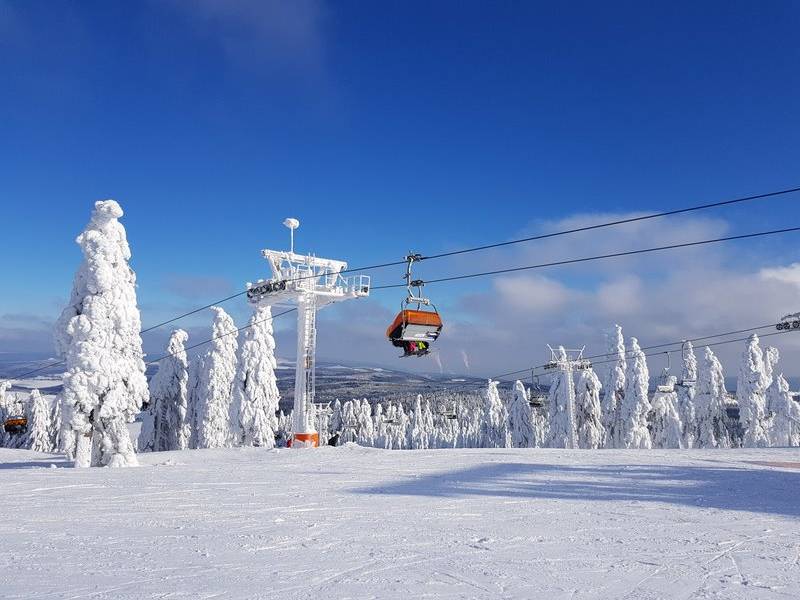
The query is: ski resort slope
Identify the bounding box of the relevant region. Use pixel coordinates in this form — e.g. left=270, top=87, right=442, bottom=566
left=1, top=447, right=798, bottom=599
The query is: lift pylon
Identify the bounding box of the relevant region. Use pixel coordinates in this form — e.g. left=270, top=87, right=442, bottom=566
left=246, top=218, right=370, bottom=447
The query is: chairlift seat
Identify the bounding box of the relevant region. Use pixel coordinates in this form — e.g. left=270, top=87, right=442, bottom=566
left=4, top=415, right=27, bottom=435
left=386, top=309, right=443, bottom=343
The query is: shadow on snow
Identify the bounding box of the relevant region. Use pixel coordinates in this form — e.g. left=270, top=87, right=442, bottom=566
left=353, top=461, right=800, bottom=518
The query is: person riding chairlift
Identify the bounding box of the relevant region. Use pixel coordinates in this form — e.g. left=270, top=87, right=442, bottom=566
left=403, top=340, right=429, bottom=357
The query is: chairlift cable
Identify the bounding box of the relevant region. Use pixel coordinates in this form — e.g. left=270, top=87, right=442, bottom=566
left=421, top=186, right=800, bottom=262
left=371, top=226, right=800, bottom=290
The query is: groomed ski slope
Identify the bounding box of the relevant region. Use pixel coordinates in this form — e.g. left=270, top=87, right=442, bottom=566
left=1, top=446, right=798, bottom=599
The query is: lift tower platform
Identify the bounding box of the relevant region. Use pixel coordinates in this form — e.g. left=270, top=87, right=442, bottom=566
left=246, top=218, right=370, bottom=447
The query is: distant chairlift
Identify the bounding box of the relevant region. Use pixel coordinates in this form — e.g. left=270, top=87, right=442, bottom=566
left=543, top=345, right=591, bottom=371
left=3, top=415, right=27, bottom=435
left=437, top=401, right=458, bottom=420
left=528, top=373, right=547, bottom=407
left=656, top=351, right=675, bottom=393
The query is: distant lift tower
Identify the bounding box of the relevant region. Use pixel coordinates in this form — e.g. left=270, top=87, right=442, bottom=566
left=246, top=218, right=370, bottom=447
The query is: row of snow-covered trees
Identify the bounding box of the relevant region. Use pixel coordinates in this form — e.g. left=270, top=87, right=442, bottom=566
left=311, top=327, right=799, bottom=451
left=137, top=304, right=282, bottom=454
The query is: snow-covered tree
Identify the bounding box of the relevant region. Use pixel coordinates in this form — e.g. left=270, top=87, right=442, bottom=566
left=356, top=399, right=376, bottom=447
left=274, top=410, right=292, bottom=447
left=49, top=391, right=62, bottom=452
left=508, top=380, right=535, bottom=448
left=694, top=347, right=731, bottom=448
left=650, top=380, right=683, bottom=449
left=390, top=402, right=409, bottom=449
left=532, top=405, right=548, bottom=448
left=575, top=367, right=605, bottom=449
left=138, top=329, right=190, bottom=453
left=186, top=358, right=202, bottom=449
left=194, top=307, right=238, bottom=449
left=481, top=380, right=510, bottom=448
left=340, top=400, right=358, bottom=444
left=763, top=346, right=780, bottom=388
left=410, top=395, right=429, bottom=449
left=54, top=200, right=148, bottom=467
left=233, top=306, right=280, bottom=448
left=766, top=373, right=800, bottom=447
left=26, top=389, right=53, bottom=452
left=548, top=347, right=577, bottom=449
left=736, top=334, right=770, bottom=448
left=602, top=325, right=626, bottom=448
left=619, top=338, right=652, bottom=449
left=330, top=399, right=343, bottom=441
left=0, top=381, right=10, bottom=447
left=676, top=341, right=697, bottom=448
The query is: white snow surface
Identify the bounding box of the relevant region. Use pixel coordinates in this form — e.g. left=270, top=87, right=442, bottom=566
left=1, top=446, right=799, bottom=599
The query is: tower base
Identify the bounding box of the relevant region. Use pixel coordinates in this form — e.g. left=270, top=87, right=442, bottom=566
left=288, top=432, right=319, bottom=448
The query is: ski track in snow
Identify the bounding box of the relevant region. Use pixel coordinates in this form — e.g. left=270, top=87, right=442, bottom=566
left=0, top=446, right=798, bottom=599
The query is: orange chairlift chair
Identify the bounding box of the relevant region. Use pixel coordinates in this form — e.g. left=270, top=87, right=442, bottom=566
left=386, top=253, right=443, bottom=357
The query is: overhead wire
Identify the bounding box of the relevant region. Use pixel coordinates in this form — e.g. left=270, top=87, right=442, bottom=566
left=371, top=226, right=800, bottom=289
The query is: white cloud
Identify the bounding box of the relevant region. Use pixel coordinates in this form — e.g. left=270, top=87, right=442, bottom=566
left=760, top=263, right=800, bottom=288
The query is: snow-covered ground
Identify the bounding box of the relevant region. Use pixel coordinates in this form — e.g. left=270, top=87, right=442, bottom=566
left=1, top=447, right=798, bottom=599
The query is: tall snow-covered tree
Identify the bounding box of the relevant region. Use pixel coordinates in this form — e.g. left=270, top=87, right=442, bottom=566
left=548, top=347, right=578, bottom=449
left=508, top=380, right=535, bottom=448
left=481, top=380, right=510, bottom=448
left=139, top=329, right=190, bottom=453
left=26, top=389, right=53, bottom=452
left=676, top=341, right=698, bottom=448
left=650, top=379, right=683, bottom=449
left=233, top=306, right=280, bottom=448
left=736, top=334, right=770, bottom=448
left=194, top=307, right=239, bottom=449
left=602, top=325, right=626, bottom=449
left=54, top=200, right=148, bottom=467
left=575, top=367, right=605, bottom=449
left=766, top=373, right=800, bottom=447
left=694, top=347, right=731, bottom=448
left=619, top=338, right=652, bottom=449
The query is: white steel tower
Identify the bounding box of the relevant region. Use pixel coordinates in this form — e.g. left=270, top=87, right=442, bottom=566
left=246, top=218, right=370, bottom=447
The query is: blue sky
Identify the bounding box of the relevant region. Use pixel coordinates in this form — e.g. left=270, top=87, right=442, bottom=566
left=1, top=1, right=799, bottom=375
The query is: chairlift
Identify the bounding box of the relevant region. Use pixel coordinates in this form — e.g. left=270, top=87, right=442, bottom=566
left=386, top=253, right=443, bottom=358
left=437, top=401, right=458, bottom=420
left=529, top=372, right=547, bottom=407
left=656, top=351, right=675, bottom=393
left=3, top=415, right=27, bottom=435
